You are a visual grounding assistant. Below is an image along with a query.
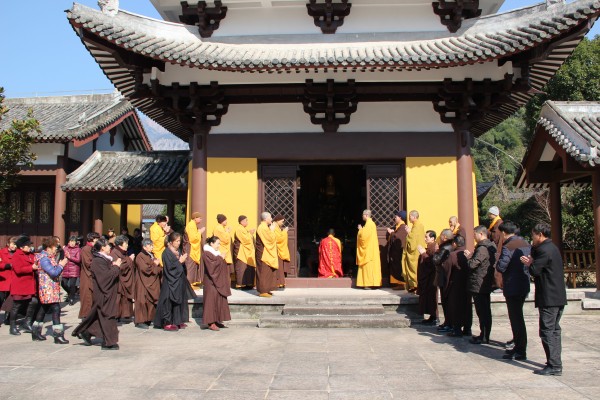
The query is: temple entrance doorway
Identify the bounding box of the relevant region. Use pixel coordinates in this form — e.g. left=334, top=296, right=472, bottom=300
left=296, top=165, right=366, bottom=277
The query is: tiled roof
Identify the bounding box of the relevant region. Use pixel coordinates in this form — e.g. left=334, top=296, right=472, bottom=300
left=516, top=101, right=600, bottom=189
left=1, top=94, right=151, bottom=150
left=66, top=1, right=599, bottom=138
left=62, top=151, right=189, bottom=191
left=67, top=1, right=599, bottom=73
left=476, top=180, right=496, bottom=201
left=539, top=101, right=600, bottom=166
left=142, top=204, right=167, bottom=220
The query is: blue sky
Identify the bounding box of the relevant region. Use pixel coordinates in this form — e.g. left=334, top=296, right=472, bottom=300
left=0, top=0, right=598, bottom=98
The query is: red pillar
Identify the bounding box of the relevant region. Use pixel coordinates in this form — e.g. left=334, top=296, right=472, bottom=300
left=93, top=199, right=103, bottom=235
left=456, top=128, right=475, bottom=251
left=80, top=199, right=92, bottom=236
left=549, top=182, right=563, bottom=254
left=593, top=172, right=600, bottom=291
left=53, top=154, right=67, bottom=243
left=191, top=132, right=208, bottom=220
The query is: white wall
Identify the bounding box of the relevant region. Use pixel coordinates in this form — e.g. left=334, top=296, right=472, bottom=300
left=151, top=61, right=514, bottom=86
left=211, top=101, right=451, bottom=134
left=96, top=125, right=126, bottom=151
left=30, top=143, right=63, bottom=165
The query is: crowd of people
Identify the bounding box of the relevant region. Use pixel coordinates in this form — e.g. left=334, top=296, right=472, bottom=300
left=0, top=207, right=569, bottom=375
left=366, top=206, right=567, bottom=376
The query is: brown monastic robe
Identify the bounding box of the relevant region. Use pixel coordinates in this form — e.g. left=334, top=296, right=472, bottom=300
left=201, top=249, right=232, bottom=325
left=443, top=246, right=472, bottom=332
left=255, top=223, right=278, bottom=295
left=183, top=230, right=203, bottom=286
left=417, top=242, right=438, bottom=317
left=73, top=251, right=120, bottom=347
left=111, top=246, right=134, bottom=319
left=78, top=244, right=94, bottom=318
left=387, top=223, right=408, bottom=283
left=133, top=250, right=161, bottom=324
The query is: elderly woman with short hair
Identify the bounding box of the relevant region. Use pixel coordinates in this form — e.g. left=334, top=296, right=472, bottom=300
left=133, top=238, right=162, bottom=329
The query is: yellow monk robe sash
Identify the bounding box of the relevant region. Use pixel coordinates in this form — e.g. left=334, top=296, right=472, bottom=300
left=489, top=216, right=501, bottom=230
left=185, top=219, right=202, bottom=265
left=257, top=222, right=278, bottom=269
left=274, top=224, right=291, bottom=262
left=234, top=224, right=256, bottom=267
left=452, top=223, right=460, bottom=236
left=402, top=219, right=426, bottom=288
left=331, top=235, right=342, bottom=253
left=150, top=222, right=166, bottom=266
left=355, top=218, right=382, bottom=287
left=213, top=224, right=233, bottom=264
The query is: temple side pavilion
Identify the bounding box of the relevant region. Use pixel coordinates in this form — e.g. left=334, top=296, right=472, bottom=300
left=66, top=0, right=598, bottom=281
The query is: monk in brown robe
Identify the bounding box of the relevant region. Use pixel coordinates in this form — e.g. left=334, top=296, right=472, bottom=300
left=201, top=236, right=232, bottom=331
left=72, top=238, right=122, bottom=350
left=387, top=210, right=408, bottom=289
left=273, top=215, right=290, bottom=289
left=449, top=216, right=467, bottom=240
left=255, top=212, right=278, bottom=298
left=111, top=235, right=135, bottom=321
left=417, top=230, right=439, bottom=324
left=443, top=235, right=472, bottom=337
left=233, top=215, right=256, bottom=289
left=78, top=232, right=100, bottom=319
left=133, top=239, right=162, bottom=329
left=184, top=212, right=205, bottom=287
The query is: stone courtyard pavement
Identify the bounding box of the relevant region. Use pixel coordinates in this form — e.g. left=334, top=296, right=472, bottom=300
left=1, top=304, right=599, bottom=400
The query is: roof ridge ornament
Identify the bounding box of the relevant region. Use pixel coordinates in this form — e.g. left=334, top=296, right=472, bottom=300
left=98, top=0, right=119, bottom=17
left=307, top=0, right=352, bottom=34
left=432, top=0, right=482, bottom=33
left=180, top=1, right=228, bottom=38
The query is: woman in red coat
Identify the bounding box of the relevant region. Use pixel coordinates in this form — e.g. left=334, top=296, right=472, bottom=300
left=0, top=237, right=18, bottom=324
left=9, top=236, right=39, bottom=335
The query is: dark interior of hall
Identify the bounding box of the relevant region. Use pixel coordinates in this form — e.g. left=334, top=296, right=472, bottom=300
left=296, top=165, right=366, bottom=277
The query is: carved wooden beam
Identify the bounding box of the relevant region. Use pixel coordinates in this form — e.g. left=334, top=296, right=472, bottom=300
left=432, top=0, right=481, bottom=33
left=303, top=79, right=358, bottom=133
left=307, top=0, right=352, bottom=34
left=180, top=1, right=228, bottom=38
left=433, top=75, right=514, bottom=133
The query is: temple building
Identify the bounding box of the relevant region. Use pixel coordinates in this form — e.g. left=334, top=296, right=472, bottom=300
left=0, top=93, right=151, bottom=245
left=64, top=0, right=598, bottom=279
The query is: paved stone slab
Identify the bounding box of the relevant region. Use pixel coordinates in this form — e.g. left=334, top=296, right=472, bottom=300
left=1, top=302, right=600, bottom=399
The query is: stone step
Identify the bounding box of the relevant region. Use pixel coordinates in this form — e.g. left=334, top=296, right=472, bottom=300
left=283, top=305, right=385, bottom=316
left=582, top=298, right=600, bottom=310
left=258, top=313, right=411, bottom=328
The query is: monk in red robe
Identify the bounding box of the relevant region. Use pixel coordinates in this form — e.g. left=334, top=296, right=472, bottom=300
left=318, top=229, right=343, bottom=278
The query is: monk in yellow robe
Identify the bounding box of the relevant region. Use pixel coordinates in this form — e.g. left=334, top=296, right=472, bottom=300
left=273, top=214, right=290, bottom=289
left=150, top=214, right=168, bottom=266
left=255, top=212, right=278, bottom=297
left=184, top=212, right=205, bottom=287
left=213, top=214, right=233, bottom=279
left=356, top=209, right=382, bottom=288
left=402, top=210, right=426, bottom=292
left=233, top=215, right=256, bottom=289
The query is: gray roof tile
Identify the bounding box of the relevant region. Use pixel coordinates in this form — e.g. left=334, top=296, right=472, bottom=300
left=62, top=151, right=189, bottom=191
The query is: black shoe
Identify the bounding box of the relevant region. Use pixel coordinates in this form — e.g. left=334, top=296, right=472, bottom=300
left=135, top=323, right=149, bottom=329
left=54, top=334, right=69, bottom=345
left=31, top=325, right=47, bottom=341
left=505, top=348, right=516, bottom=355
left=101, top=344, right=119, bottom=350
left=462, top=330, right=472, bottom=336
left=215, top=322, right=228, bottom=328
left=78, top=331, right=93, bottom=346
left=19, top=322, right=33, bottom=334
left=534, top=366, right=562, bottom=376
left=9, top=326, right=20, bottom=336
left=447, top=331, right=463, bottom=337
left=469, top=337, right=483, bottom=344
left=68, top=299, right=75, bottom=306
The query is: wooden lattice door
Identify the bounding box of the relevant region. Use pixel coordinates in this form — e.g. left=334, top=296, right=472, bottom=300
left=260, top=165, right=298, bottom=277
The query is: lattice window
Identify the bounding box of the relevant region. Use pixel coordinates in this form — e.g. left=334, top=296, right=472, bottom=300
left=369, top=176, right=400, bottom=227
left=9, top=192, right=21, bottom=223
left=39, top=192, right=51, bottom=224
left=23, top=192, right=36, bottom=223
left=264, top=177, right=295, bottom=228
left=69, top=195, right=80, bottom=224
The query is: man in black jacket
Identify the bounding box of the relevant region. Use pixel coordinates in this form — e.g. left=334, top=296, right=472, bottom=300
left=464, top=226, right=496, bottom=344
left=497, top=221, right=531, bottom=361
left=521, top=223, right=567, bottom=376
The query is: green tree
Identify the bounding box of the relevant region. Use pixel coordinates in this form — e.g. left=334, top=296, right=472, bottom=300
left=524, top=36, right=600, bottom=138
left=0, top=87, right=39, bottom=221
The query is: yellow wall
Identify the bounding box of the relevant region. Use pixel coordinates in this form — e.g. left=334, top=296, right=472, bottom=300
left=205, top=158, right=258, bottom=236
left=102, top=204, right=142, bottom=235
left=406, top=157, right=479, bottom=235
